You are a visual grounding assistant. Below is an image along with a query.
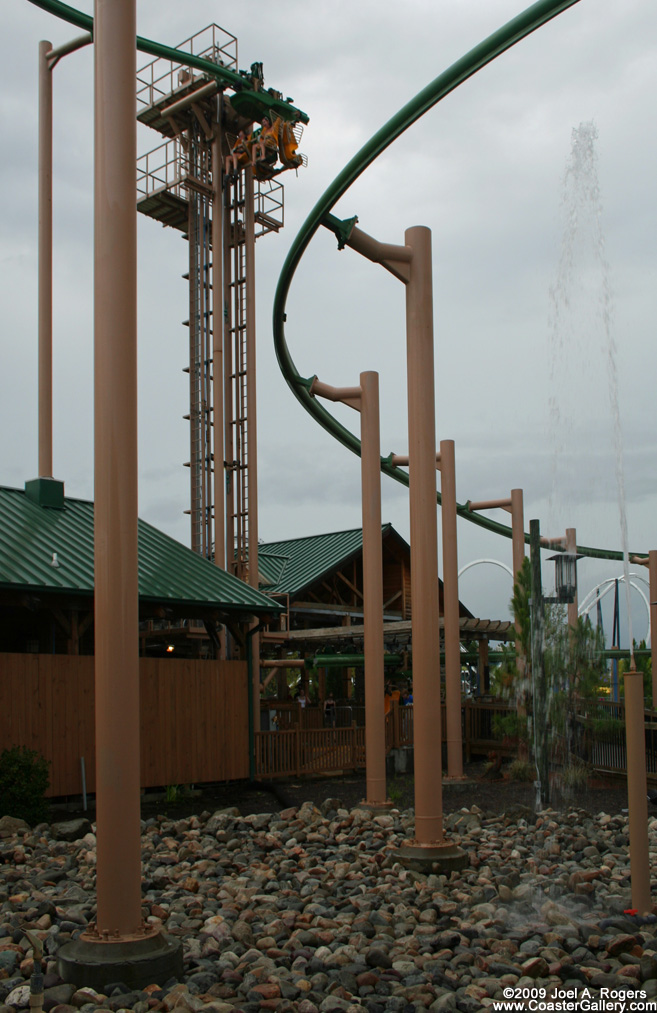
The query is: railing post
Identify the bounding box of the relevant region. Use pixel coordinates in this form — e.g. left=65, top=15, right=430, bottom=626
left=464, top=701, right=471, bottom=763
left=295, top=724, right=301, bottom=777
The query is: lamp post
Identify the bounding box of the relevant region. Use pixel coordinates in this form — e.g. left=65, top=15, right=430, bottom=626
left=530, top=520, right=581, bottom=808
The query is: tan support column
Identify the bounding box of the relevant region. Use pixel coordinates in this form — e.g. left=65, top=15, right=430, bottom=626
left=439, top=439, right=463, bottom=779
left=566, top=527, right=578, bottom=631
left=405, top=225, right=443, bottom=844
left=361, top=371, right=387, bottom=804
left=650, top=551, right=657, bottom=709
left=92, top=0, right=141, bottom=936
left=310, top=373, right=387, bottom=805
left=38, top=40, right=53, bottom=479
left=624, top=668, right=652, bottom=914
left=511, top=489, right=525, bottom=583
left=478, top=638, right=489, bottom=695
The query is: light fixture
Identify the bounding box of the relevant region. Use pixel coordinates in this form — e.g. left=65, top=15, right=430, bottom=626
left=547, top=551, right=582, bottom=604
left=166, top=644, right=175, bottom=653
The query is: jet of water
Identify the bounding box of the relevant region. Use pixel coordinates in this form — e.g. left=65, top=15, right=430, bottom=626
left=549, top=121, right=634, bottom=663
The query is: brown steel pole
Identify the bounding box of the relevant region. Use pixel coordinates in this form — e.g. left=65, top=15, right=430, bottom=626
left=211, top=128, right=225, bottom=571
left=92, top=0, right=142, bottom=935
left=360, top=371, right=387, bottom=804
left=439, top=439, right=463, bottom=779
left=405, top=225, right=443, bottom=844
left=566, top=527, right=578, bottom=631
left=38, top=40, right=53, bottom=479
left=310, top=374, right=387, bottom=805
left=624, top=668, right=652, bottom=913
left=650, top=551, right=657, bottom=709
left=511, top=489, right=525, bottom=586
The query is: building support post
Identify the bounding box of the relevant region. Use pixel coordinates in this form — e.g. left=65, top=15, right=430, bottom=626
left=478, top=638, right=489, bottom=695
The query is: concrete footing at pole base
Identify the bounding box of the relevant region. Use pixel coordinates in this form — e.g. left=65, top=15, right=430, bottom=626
left=393, top=840, right=468, bottom=875
left=356, top=799, right=394, bottom=814
left=57, top=932, right=183, bottom=991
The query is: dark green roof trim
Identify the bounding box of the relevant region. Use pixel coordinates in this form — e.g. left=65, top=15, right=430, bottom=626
left=0, top=486, right=280, bottom=615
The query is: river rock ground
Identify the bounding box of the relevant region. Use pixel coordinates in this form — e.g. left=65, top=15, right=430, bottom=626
left=128, top=764, right=630, bottom=824
left=0, top=763, right=653, bottom=1013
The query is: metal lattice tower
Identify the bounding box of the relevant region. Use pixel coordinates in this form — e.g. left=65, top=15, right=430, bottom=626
left=135, top=26, right=287, bottom=579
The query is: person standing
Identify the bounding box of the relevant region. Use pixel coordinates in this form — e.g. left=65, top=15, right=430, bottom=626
left=324, top=692, right=336, bottom=728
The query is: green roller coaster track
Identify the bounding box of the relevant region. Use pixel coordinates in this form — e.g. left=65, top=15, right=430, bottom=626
left=27, top=0, right=643, bottom=565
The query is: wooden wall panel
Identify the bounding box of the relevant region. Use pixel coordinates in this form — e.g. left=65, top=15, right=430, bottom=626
left=0, top=654, right=249, bottom=797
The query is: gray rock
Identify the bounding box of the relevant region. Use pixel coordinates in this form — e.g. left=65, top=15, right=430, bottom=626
left=365, top=949, right=392, bottom=969
left=50, top=819, right=92, bottom=842
left=43, top=984, right=76, bottom=1008
left=0, top=953, right=18, bottom=975
left=0, top=817, right=29, bottom=836
left=4, top=985, right=30, bottom=1009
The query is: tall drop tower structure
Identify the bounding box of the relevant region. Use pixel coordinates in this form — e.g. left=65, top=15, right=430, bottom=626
left=136, top=25, right=307, bottom=591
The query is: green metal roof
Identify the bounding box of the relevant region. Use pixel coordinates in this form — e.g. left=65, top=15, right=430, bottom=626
left=258, top=524, right=401, bottom=597
left=0, top=485, right=280, bottom=616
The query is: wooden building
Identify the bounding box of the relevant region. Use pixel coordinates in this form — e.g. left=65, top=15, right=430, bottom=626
left=0, top=481, right=280, bottom=795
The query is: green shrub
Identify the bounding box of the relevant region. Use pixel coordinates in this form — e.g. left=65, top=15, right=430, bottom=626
left=388, top=782, right=403, bottom=804
left=590, top=716, right=624, bottom=739
left=0, top=746, right=50, bottom=825
left=508, top=759, right=534, bottom=782
left=561, top=760, right=590, bottom=789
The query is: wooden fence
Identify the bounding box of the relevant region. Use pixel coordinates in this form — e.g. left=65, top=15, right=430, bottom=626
left=570, top=699, right=657, bottom=779
left=254, top=700, right=519, bottom=779
left=254, top=726, right=365, bottom=779
left=6, top=652, right=650, bottom=794
left=0, top=653, right=249, bottom=796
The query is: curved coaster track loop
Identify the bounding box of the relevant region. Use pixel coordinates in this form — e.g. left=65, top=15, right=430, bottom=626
left=28, top=0, right=641, bottom=563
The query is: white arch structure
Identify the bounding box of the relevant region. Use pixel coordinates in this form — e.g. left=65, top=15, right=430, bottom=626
left=458, top=560, right=652, bottom=648
left=457, top=558, right=514, bottom=581
left=578, top=574, right=651, bottom=648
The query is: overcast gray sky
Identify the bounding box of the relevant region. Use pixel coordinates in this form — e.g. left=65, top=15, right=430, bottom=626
left=2, top=0, right=656, bottom=642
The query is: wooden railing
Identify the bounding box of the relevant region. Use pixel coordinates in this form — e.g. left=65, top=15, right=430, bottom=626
left=570, top=699, right=657, bottom=779
left=255, top=700, right=522, bottom=778
left=261, top=702, right=365, bottom=731
left=254, top=725, right=365, bottom=778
